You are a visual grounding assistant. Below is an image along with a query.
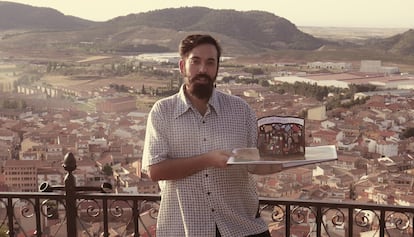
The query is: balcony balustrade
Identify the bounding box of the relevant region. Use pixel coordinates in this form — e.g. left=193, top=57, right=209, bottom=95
left=1, top=153, right=413, bottom=237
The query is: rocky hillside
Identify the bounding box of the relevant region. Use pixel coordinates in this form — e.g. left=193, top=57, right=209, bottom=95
left=105, top=7, right=325, bottom=50
left=0, top=2, right=413, bottom=59
left=366, top=29, right=414, bottom=56
left=0, top=1, right=95, bottom=31
left=0, top=2, right=324, bottom=55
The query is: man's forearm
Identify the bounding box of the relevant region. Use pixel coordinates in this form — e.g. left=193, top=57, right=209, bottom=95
left=147, top=150, right=231, bottom=181
left=147, top=155, right=210, bottom=181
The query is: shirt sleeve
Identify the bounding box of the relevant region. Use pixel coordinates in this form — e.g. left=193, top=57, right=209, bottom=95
left=141, top=102, right=169, bottom=174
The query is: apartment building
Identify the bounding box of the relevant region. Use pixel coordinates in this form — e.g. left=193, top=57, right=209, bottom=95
left=96, top=96, right=137, bottom=113
left=2, top=160, right=53, bottom=192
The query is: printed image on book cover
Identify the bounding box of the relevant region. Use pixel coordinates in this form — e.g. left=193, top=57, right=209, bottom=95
left=257, top=116, right=305, bottom=159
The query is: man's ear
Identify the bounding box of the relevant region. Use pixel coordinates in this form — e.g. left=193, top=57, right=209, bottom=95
left=178, top=59, right=185, bottom=75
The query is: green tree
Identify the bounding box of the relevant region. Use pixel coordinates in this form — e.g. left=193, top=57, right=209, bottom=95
left=259, top=80, right=270, bottom=87
left=102, top=164, right=113, bottom=176
left=402, top=127, right=414, bottom=139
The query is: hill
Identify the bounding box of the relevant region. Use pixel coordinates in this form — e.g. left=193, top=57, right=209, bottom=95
left=0, top=3, right=325, bottom=57
left=0, top=1, right=95, bottom=31
left=365, top=29, right=414, bottom=56
left=0, top=2, right=413, bottom=62
left=105, top=7, right=325, bottom=51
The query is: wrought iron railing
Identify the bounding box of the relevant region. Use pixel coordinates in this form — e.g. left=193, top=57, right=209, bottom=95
left=1, top=153, right=413, bottom=237
left=258, top=198, right=414, bottom=237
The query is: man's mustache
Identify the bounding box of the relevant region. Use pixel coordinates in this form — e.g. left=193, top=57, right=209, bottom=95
left=192, top=73, right=213, bottom=82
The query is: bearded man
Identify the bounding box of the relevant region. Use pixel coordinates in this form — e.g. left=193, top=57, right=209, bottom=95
left=142, top=34, right=272, bottom=237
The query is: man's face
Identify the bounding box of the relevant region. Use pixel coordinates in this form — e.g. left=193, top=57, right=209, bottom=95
left=179, top=44, right=218, bottom=100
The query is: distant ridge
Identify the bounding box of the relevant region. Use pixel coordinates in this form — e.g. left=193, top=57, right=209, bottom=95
left=0, top=3, right=324, bottom=53
left=366, top=29, right=414, bottom=56
left=0, top=1, right=95, bottom=31
left=105, top=7, right=325, bottom=51
left=0, top=2, right=413, bottom=58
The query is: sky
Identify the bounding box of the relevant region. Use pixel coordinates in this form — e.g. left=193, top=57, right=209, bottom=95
left=6, top=0, right=414, bottom=28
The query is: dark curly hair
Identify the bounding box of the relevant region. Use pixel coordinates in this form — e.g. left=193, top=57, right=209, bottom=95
left=179, top=34, right=222, bottom=64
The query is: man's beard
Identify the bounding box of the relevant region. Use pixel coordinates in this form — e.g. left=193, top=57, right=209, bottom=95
left=186, top=73, right=215, bottom=100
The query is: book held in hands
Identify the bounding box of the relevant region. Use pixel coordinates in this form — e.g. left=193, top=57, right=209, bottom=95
left=227, top=116, right=337, bottom=169
left=258, top=115, right=305, bottom=159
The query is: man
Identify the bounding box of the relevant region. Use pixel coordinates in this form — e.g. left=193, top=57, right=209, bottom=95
left=142, top=34, right=272, bottom=237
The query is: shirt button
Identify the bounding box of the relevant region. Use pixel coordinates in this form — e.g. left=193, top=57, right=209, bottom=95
left=205, top=174, right=209, bottom=177
left=207, top=192, right=211, bottom=195
left=202, top=120, right=206, bottom=123
left=211, top=208, right=215, bottom=212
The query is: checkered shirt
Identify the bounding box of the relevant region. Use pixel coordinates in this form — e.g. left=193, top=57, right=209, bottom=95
left=142, top=86, right=268, bottom=237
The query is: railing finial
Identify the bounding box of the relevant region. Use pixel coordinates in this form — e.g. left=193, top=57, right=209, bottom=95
left=62, top=152, right=76, bottom=172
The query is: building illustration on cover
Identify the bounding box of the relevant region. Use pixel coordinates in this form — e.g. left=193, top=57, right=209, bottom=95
left=257, top=116, right=305, bottom=159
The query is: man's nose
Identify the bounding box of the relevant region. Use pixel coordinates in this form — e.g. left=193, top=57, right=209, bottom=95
left=198, top=63, right=207, bottom=73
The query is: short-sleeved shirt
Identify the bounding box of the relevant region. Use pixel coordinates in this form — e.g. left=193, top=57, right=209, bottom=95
left=142, top=86, right=268, bottom=237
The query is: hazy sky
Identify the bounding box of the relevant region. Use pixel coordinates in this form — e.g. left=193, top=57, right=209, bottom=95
left=7, top=0, right=414, bottom=28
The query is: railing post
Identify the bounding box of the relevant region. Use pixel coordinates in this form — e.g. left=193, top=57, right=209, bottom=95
left=39, top=152, right=112, bottom=237
left=63, top=152, right=77, bottom=237
left=7, top=198, right=15, bottom=237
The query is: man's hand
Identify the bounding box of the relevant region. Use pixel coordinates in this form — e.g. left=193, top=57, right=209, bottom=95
left=147, top=150, right=231, bottom=181
left=206, top=150, right=232, bottom=168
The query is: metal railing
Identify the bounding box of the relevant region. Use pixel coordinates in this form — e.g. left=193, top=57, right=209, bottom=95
left=1, top=153, right=413, bottom=237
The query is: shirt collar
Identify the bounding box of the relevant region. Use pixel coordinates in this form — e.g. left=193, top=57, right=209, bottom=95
left=174, top=85, right=221, bottom=118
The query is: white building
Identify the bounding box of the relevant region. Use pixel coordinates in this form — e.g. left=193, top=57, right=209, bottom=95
left=360, top=60, right=399, bottom=74
left=320, top=120, right=336, bottom=129
left=307, top=61, right=352, bottom=71
left=133, top=53, right=180, bottom=63
left=376, top=140, right=399, bottom=157
left=273, top=76, right=349, bottom=88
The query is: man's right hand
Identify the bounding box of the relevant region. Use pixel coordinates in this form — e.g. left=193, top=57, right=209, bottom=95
left=147, top=150, right=231, bottom=181
left=206, top=150, right=232, bottom=168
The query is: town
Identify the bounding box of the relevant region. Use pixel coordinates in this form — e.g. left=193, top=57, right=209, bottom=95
left=1, top=52, right=414, bottom=198
left=1, top=52, right=414, bottom=235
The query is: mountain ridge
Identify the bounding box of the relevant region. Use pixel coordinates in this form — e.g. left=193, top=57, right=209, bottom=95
left=0, top=2, right=413, bottom=58
left=105, top=7, right=324, bottom=50
left=0, top=1, right=96, bottom=31
left=365, top=29, right=414, bottom=56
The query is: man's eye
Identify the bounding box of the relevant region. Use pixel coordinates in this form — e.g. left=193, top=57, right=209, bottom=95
left=190, top=59, right=199, bottom=64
